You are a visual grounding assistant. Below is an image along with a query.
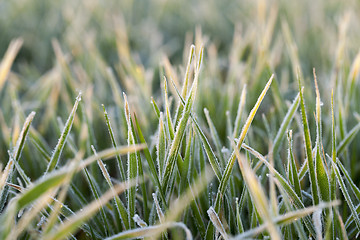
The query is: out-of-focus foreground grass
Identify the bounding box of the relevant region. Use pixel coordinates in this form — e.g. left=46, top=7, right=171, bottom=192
left=1, top=0, right=360, bottom=239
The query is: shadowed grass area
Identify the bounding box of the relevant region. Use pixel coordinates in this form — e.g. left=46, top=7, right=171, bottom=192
left=1, top=0, right=360, bottom=239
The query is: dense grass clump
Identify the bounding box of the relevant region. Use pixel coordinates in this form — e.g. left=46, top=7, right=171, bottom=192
left=1, top=0, right=360, bottom=239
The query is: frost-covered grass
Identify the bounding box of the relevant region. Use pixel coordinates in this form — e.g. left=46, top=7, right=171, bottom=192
left=1, top=0, right=360, bottom=239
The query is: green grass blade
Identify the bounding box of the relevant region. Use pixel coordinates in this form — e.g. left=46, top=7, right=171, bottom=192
left=298, top=76, right=319, bottom=205
left=272, top=93, right=300, bottom=157
left=169, top=74, right=222, bottom=180
left=45, top=92, right=82, bottom=174
left=133, top=114, right=167, bottom=206
left=336, top=121, right=360, bottom=154
left=124, top=93, right=138, bottom=229
left=232, top=85, right=247, bottom=140
left=287, top=131, right=302, bottom=199
left=102, top=105, right=126, bottom=182
left=92, top=145, right=130, bottom=230
left=161, top=46, right=203, bottom=194
left=204, top=108, right=225, bottom=167
left=83, top=167, right=111, bottom=236
left=0, top=111, right=35, bottom=212
left=332, top=160, right=360, bottom=233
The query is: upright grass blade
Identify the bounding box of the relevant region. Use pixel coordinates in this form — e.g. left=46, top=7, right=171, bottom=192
left=205, top=74, right=274, bottom=239
left=161, top=46, right=203, bottom=194
left=298, top=76, right=319, bottom=205
left=45, top=92, right=82, bottom=174
left=272, top=93, right=300, bottom=157
left=232, top=85, right=247, bottom=140
left=102, top=105, right=126, bottom=182
left=313, top=70, right=330, bottom=203
left=174, top=45, right=195, bottom=126
left=83, top=167, right=110, bottom=235
left=124, top=93, right=138, bottom=229
left=170, top=76, right=222, bottom=180
left=157, top=112, right=166, bottom=180
left=287, top=131, right=302, bottom=199
left=133, top=114, right=167, bottom=206
left=92, top=145, right=130, bottom=230
left=204, top=108, right=225, bottom=167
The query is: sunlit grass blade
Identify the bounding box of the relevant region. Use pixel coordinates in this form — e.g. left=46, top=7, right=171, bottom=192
left=206, top=74, right=274, bottom=239
left=45, top=92, right=82, bottom=173
left=233, top=142, right=281, bottom=239
left=0, top=38, right=23, bottom=92
left=298, top=76, right=319, bottom=205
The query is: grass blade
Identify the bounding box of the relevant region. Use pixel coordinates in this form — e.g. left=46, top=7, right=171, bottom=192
left=45, top=92, right=82, bottom=173
left=298, top=76, right=319, bottom=205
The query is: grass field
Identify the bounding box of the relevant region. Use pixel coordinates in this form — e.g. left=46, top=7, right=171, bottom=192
left=1, top=0, right=360, bottom=239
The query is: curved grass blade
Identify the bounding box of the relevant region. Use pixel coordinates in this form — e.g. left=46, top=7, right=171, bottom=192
left=336, top=121, right=360, bottom=155
left=45, top=92, right=82, bottom=174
